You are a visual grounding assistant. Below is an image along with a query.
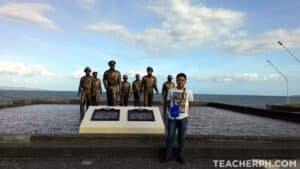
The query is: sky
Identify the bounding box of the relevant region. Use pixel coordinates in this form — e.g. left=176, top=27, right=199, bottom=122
left=0, top=0, right=300, bottom=96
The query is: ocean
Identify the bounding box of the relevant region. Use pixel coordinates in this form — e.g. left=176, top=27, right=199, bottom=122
left=0, top=90, right=300, bottom=108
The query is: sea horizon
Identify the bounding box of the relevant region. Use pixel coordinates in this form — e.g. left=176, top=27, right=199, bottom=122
left=1, top=89, right=299, bottom=109
left=0, top=88, right=298, bottom=97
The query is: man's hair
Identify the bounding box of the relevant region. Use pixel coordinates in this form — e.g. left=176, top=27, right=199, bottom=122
left=176, top=73, right=187, bottom=80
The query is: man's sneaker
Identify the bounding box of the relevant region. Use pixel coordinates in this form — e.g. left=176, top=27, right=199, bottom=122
left=177, top=157, right=186, bottom=164
left=162, top=156, right=171, bottom=163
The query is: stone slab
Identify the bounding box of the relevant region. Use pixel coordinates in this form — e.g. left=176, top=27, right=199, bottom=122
left=79, top=106, right=165, bottom=134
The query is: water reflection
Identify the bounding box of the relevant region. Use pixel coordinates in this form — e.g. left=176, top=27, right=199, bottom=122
left=0, top=104, right=300, bottom=136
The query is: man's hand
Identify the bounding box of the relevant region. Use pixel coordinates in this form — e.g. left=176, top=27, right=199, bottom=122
left=189, top=101, right=192, bottom=109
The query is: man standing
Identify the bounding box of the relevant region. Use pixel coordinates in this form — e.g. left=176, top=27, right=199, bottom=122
left=142, top=67, right=159, bottom=107
left=164, top=73, right=193, bottom=164
left=132, top=74, right=142, bottom=106
left=78, top=67, right=93, bottom=120
left=103, top=60, right=121, bottom=106
left=120, top=75, right=130, bottom=106
left=91, top=72, right=102, bottom=106
left=162, top=75, right=175, bottom=116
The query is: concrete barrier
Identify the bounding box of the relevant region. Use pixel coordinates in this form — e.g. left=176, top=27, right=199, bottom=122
left=208, top=102, right=300, bottom=123
left=0, top=99, right=79, bottom=109
left=266, top=104, right=300, bottom=113
left=0, top=100, right=13, bottom=107
left=0, top=134, right=300, bottom=159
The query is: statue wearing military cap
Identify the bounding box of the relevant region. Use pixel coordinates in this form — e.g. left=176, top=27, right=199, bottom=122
left=103, top=60, right=121, bottom=106
left=132, top=74, right=142, bottom=106
left=120, top=74, right=131, bottom=106
left=162, top=75, right=175, bottom=115
left=91, top=72, right=102, bottom=106
left=84, top=67, right=91, bottom=72
left=78, top=66, right=93, bottom=120
left=142, top=66, right=159, bottom=107
left=147, top=66, right=153, bottom=72
left=108, top=60, right=116, bottom=65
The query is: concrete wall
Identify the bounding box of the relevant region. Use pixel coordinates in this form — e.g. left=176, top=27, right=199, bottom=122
left=208, top=102, right=300, bottom=123
left=0, top=134, right=300, bottom=159
left=266, top=104, right=300, bottom=112
left=0, top=99, right=80, bottom=108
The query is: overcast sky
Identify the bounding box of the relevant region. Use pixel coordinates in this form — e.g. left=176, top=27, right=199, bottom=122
left=0, top=0, right=300, bottom=95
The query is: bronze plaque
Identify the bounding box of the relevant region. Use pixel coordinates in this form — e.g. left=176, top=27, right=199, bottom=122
left=91, top=108, right=120, bottom=121
left=128, top=109, right=155, bottom=121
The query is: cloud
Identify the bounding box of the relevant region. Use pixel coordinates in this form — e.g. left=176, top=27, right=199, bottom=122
left=86, top=0, right=244, bottom=53
left=72, top=68, right=85, bottom=79
left=125, top=70, right=146, bottom=79
left=76, top=0, right=96, bottom=10
left=0, top=2, right=59, bottom=30
left=10, top=77, right=39, bottom=86
left=0, top=61, right=56, bottom=77
left=195, top=73, right=282, bottom=83
left=222, top=28, right=300, bottom=55
left=87, top=22, right=129, bottom=37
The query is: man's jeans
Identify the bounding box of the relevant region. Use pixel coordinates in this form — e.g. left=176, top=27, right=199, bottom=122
left=165, top=117, right=188, bottom=159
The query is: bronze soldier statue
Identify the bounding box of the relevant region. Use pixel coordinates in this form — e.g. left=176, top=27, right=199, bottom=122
left=91, top=72, right=102, bottom=106
left=78, top=67, right=93, bottom=120
left=162, top=75, right=175, bottom=115
left=132, top=74, right=142, bottom=106
left=120, top=75, right=130, bottom=106
left=103, top=60, right=121, bottom=106
left=142, top=66, right=159, bottom=107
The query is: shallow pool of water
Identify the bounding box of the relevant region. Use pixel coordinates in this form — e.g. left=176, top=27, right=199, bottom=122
left=0, top=104, right=300, bottom=136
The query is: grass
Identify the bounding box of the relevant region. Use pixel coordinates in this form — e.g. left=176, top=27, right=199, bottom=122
left=285, top=104, right=300, bottom=108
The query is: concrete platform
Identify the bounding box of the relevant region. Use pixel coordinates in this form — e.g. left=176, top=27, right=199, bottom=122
left=6, top=158, right=299, bottom=169
left=1, top=134, right=300, bottom=159
left=1, top=134, right=300, bottom=168
left=79, top=106, right=165, bottom=134
left=0, top=158, right=245, bottom=169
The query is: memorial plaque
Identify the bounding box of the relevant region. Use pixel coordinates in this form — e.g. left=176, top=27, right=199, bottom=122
left=91, top=108, right=120, bottom=121
left=80, top=106, right=165, bottom=134
left=128, top=109, right=155, bottom=121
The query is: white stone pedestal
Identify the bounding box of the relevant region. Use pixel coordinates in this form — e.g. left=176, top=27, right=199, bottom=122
left=79, top=106, right=165, bottom=134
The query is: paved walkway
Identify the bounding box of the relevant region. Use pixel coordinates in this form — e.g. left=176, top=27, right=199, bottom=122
left=0, top=158, right=252, bottom=169
left=1, top=158, right=300, bottom=169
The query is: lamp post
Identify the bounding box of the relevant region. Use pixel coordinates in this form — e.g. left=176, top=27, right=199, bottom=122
left=278, top=41, right=300, bottom=63
left=266, top=59, right=289, bottom=104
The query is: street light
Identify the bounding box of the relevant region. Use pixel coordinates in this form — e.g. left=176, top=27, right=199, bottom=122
left=266, top=59, right=289, bottom=104
left=278, top=41, right=300, bottom=63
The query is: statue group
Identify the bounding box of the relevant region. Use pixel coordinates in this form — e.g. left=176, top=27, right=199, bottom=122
left=78, top=60, right=175, bottom=120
